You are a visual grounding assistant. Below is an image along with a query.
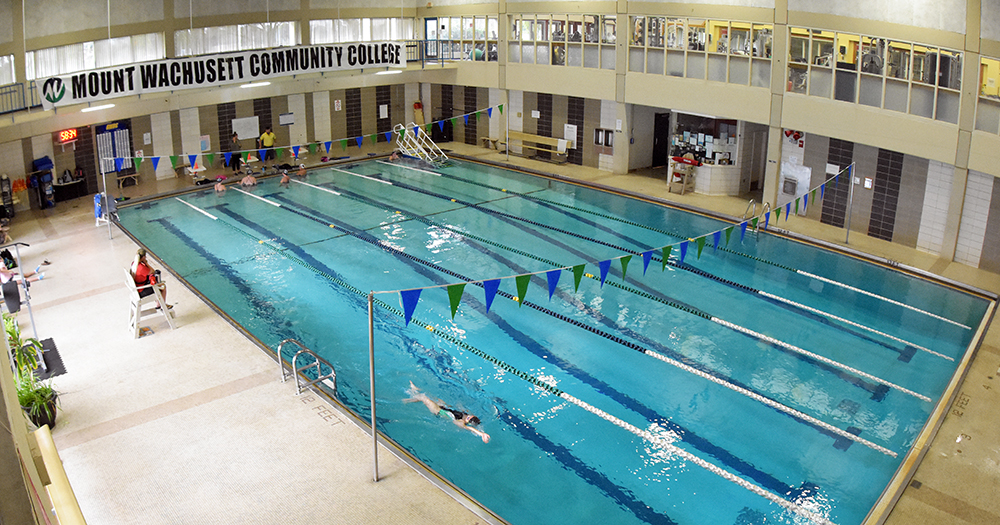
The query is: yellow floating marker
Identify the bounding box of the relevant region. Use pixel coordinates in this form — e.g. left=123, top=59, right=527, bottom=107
left=585, top=273, right=594, bottom=278
left=513, top=296, right=520, bottom=302
left=426, top=325, right=434, bottom=331
left=502, top=189, right=507, bottom=192
left=329, top=224, right=335, bottom=228
left=259, top=240, right=264, bottom=244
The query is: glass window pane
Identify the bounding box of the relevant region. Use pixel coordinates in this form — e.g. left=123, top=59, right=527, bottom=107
left=535, top=18, right=548, bottom=41
left=789, top=30, right=809, bottom=64
left=584, top=45, right=599, bottom=68
left=601, top=45, right=616, bottom=69
left=567, top=44, right=582, bottom=66
left=859, top=74, right=882, bottom=107
left=937, top=49, right=961, bottom=90
left=687, top=52, right=705, bottom=79
left=788, top=64, right=807, bottom=93
left=647, top=48, right=664, bottom=74
left=629, top=47, right=644, bottom=72
left=936, top=89, right=959, bottom=123
left=667, top=19, right=684, bottom=50
left=751, top=59, right=770, bottom=87
left=809, top=68, right=832, bottom=97
left=913, top=45, right=935, bottom=84
left=551, top=18, right=565, bottom=41
left=602, top=16, right=616, bottom=44
left=510, top=17, right=520, bottom=41
left=521, top=20, right=534, bottom=43
left=729, top=56, right=749, bottom=84
left=885, top=79, right=908, bottom=112
left=707, top=20, right=727, bottom=53
left=837, top=33, right=859, bottom=70
left=708, top=54, right=726, bottom=81
left=475, top=17, right=486, bottom=40
left=450, top=18, right=461, bottom=40
left=667, top=52, right=684, bottom=77
left=311, top=20, right=334, bottom=44
left=648, top=17, right=664, bottom=48
left=834, top=69, right=857, bottom=101
left=553, top=43, right=566, bottom=65
left=982, top=56, right=1000, bottom=97
left=887, top=41, right=910, bottom=79
left=488, top=18, right=498, bottom=40
left=752, top=24, right=772, bottom=58
left=568, top=16, right=582, bottom=42
left=910, top=83, right=934, bottom=118
left=975, top=97, right=1000, bottom=133
left=584, top=15, right=599, bottom=43
left=730, top=22, right=750, bottom=55
left=860, top=37, right=885, bottom=75
left=810, top=30, right=834, bottom=67
left=463, top=17, right=474, bottom=40
left=630, top=16, right=644, bottom=46
left=688, top=20, right=705, bottom=51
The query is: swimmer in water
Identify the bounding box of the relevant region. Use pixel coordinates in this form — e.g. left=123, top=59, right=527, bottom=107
left=404, top=381, right=490, bottom=443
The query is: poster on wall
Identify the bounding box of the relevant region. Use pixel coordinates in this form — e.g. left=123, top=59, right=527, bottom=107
left=35, top=42, right=406, bottom=110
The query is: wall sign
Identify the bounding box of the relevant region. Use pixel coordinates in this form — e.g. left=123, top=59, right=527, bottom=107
left=35, top=42, right=405, bottom=110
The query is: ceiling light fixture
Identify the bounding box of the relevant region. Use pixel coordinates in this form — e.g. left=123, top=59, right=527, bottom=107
left=81, top=103, right=115, bottom=113
left=240, top=81, right=272, bottom=88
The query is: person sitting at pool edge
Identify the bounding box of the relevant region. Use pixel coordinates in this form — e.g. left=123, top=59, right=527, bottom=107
left=404, top=381, right=490, bottom=443
left=130, top=248, right=169, bottom=307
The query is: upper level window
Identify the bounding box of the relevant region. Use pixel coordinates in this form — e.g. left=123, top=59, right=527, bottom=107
left=175, top=22, right=299, bottom=57
left=26, top=33, right=165, bottom=80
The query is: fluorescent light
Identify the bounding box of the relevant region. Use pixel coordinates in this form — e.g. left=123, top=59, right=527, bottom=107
left=240, top=81, right=271, bottom=88
left=375, top=70, right=402, bottom=75
left=81, top=103, right=115, bottom=113
left=676, top=110, right=717, bottom=120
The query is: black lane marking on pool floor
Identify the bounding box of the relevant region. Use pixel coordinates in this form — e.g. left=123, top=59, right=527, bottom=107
left=245, top=193, right=858, bottom=493
left=201, top=205, right=689, bottom=524
left=301, top=180, right=892, bottom=400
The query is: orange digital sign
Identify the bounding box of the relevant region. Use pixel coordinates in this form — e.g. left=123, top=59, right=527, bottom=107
left=57, top=128, right=78, bottom=143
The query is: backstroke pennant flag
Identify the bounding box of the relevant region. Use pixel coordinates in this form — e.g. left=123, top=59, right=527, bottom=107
left=785, top=202, right=791, bottom=220
left=724, top=226, right=733, bottom=246
left=679, top=240, right=689, bottom=264
left=546, top=269, right=561, bottom=299
left=620, top=255, right=632, bottom=281
left=820, top=184, right=825, bottom=200
left=258, top=149, right=266, bottom=161
left=133, top=156, right=142, bottom=170
left=803, top=193, right=809, bottom=212
left=572, top=264, right=585, bottom=292
left=438, top=121, right=445, bottom=131
left=309, top=143, right=318, bottom=154
left=447, top=283, right=466, bottom=319
left=498, top=104, right=504, bottom=114
left=356, top=136, right=364, bottom=148
left=224, top=152, right=232, bottom=166
left=775, top=208, right=782, bottom=221
left=740, top=221, right=748, bottom=242
left=401, top=289, right=422, bottom=326
left=515, top=274, right=531, bottom=307
left=151, top=157, right=160, bottom=171
left=696, top=237, right=706, bottom=259
left=205, top=154, right=214, bottom=166
left=169, top=155, right=178, bottom=170
left=188, top=154, right=198, bottom=168
left=323, top=141, right=331, bottom=153
left=276, top=148, right=285, bottom=159
left=641, top=250, right=653, bottom=275
left=487, top=107, right=493, bottom=117
left=598, top=259, right=611, bottom=287
left=114, top=158, right=123, bottom=171
left=464, top=114, right=469, bottom=126
left=764, top=211, right=771, bottom=230
left=483, top=279, right=501, bottom=312
left=712, top=231, right=721, bottom=250
left=384, top=132, right=392, bottom=142
left=661, top=245, right=672, bottom=270
left=341, top=139, right=348, bottom=151
left=292, top=146, right=300, bottom=158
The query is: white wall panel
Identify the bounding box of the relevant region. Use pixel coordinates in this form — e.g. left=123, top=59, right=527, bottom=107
left=954, top=170, right=993, bottom=266
left=150, top=112, right=174, bottom=180
left=313, top=91, right=331, bottom=145
left=916, top=160, right=954, bottom=255
left=286, top=93, right=308, bottom=147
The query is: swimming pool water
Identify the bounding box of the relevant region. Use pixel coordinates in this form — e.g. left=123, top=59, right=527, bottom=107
left=118, top=158, right=990, bottom=525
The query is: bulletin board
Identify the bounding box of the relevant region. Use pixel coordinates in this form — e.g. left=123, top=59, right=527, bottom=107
left=232, top=116, right=260, bottom=142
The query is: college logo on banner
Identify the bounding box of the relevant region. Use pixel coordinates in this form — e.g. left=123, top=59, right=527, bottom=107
left=35, top=42, right=405, bottom=110
left=41, top=78, right=66, bottom=104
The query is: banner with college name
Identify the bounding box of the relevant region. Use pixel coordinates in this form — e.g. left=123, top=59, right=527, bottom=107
left=35, top=41, right=406, bottom=110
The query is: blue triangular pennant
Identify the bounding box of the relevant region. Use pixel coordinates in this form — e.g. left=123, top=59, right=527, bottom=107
left=785, top=202, right=791, bottom=220
left=324, top=141, right=331, bottom=153
left=257, top=149, right=265, bottom=161
left=803, top=193, right=809, bottom=211
left=400, top=289, right=422, bottom=326
left=546, top=269, right=561, bottom=299
left=356, top=136, right=364, bottom=147
left=464, top=114, right=469, bottom=126
left=151, top=157, right=160, bottom=171
left=598, top=260, right=611, bottom=287
left=385, top=132, right=392, bottom=142
left=740, top=222, right=748, bottom=242
left=438, top=121, right=445, bottom=131
left=292, top=146, right=300, bottom=158
left=713, top=230, right=721, bottom=250
left=224, top=152, right=232, bottom=165
left=820, top=184, right=825, bottom=200
left=488, top=107, right=493, bottom=117
left=641, top=250, right=653, bottom=275
left=679, top=241, right=688, bottom=264
left=188, top=154, right=198, bottom=168
left=483, top=279, right=500, bottom=313
left=114, top=158, right=123, bottom=171
left=764, top=211, right=770, bottom=230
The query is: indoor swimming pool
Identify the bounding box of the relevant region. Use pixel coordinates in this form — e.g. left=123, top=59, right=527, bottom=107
left=117, top=157, right=992, bottom=525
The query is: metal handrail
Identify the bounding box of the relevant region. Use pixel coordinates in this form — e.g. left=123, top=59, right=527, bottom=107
left=276, top=338, right=336, bottom=396
left=742, top=199, right=756, bottom=220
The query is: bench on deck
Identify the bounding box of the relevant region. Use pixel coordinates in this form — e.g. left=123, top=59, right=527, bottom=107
left=501, top=131, right=574, bottom=163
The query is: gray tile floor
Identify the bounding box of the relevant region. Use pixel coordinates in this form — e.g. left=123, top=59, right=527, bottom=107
left=10, top=143, right=999, bottom=524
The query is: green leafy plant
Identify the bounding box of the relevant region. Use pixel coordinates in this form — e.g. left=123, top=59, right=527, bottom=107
left=5, top=312, right=42, bottom=378
left=4, top=312, right=57, bottom=427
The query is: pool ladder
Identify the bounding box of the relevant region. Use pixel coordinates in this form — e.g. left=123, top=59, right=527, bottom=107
left=277, top=339, right=337, bottom=396
left=394, top=122, right=449, bottom=167
left=742, top=199, right=770, bottom=240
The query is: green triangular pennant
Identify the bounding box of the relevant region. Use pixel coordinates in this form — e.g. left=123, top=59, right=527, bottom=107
left=133, top=157, right=142, bottom=170
left=169, top=155, right=178, bottom=169
left=498, top=104, right=503, bottom=114
left=776, top=207, right=782, bottom=221
left=515, top=274, right=531, bottom=307
left=426, top=123, right=433, bottom=132
left=341, top=139, right=348, bottom=151
left=370, top=134, right=377, bottom=145
left=241, top=152, right=249, bottom=162
left=661, top=246, right=672, bottom=270
left=751, top=217, right=759, bottom=229
left=309, top=143, right=318, bottom=154
left=572, top=264, right=585, bottom=292
left=451, top=117, right=458, bottom=127
left=696, top=237, right=706, bottom=259
left=276, top=148, right=284, bottom=159
left=620, top=255, right=632, bottom=281
left=811, top=189, right=816, bottom=202
left=475, top=111, right=481, bottom=120
left=447, top=283, right=466, bottom=319
left=795, top=198, right=799, bottom=215
left=724, top=226, right=733, bottom=246
left=205, top=154, right=214, bottom=166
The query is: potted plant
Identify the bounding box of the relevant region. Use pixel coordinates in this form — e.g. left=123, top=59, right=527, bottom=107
left=4, top=312, right=58, bottom=428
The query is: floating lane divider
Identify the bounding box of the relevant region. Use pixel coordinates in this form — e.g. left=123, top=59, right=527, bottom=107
left=269, top=189, right=898, bottom=457
left=797, top=271, right=970, bottom=330
left=338, top=177, right=937, bottom=399
left=424, top=164, right=971, bottom=331
left=234, top=188, right=282, bottom=207
left=200, top=203, right=839, bottom=524
left=329, top=166, right=393, bottom=185
left=291, top=179, right=342, bottom=196
left=175, top=198, right=218, bottom=220
left=755, top=291, right=952, bottom=361
left=376, top=160, right=442, bottom=177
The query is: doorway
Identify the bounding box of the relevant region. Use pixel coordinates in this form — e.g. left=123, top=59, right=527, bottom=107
left=425, top=18, right=438, bottom=58
left=652, top=112, right=671, bottom=168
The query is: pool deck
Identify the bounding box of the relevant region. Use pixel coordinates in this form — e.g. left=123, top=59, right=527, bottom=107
left=6, top=142, right=999, bottom=524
